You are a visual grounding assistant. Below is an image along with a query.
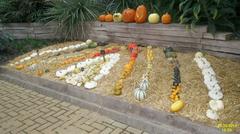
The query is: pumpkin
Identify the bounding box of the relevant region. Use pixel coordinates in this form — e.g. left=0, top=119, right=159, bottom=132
left=170, top=100, right=184, bottom=112
left=135, top=5, right=147, bottom=23
left=148, top=13, right=160, bottom=24
left=113, top=13, right=122, bottom=22
left=161, top=12, right=172, bottom=24
left=105, top=14, right=113, bottom=22
left=36, top=70, right=43, bottom=76
left=134, top=88, right=146, bottom=101
left=122, top=8, right=136, bottom=23
left=99, top=15, right=105, bottom=22
left=16, top=64, right=24, bottom=70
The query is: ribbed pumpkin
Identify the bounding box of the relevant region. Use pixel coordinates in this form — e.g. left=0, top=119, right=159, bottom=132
left=135, top=5, right=147, bottom=23
left=122, top=8, right=136, bottom=23
left=161, top=12, right=172, bottom=24
left=105, top=14, right=113, bottom=22
left=98, top=15, right=106, bottom=22
left=134, top=88, right=146, bottom=101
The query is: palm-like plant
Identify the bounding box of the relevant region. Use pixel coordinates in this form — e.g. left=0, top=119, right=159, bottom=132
left=44, top=0, right=102, bottom=39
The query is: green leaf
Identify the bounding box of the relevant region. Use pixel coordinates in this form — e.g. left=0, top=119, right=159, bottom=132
left=193, top=4, right=201, bottom=20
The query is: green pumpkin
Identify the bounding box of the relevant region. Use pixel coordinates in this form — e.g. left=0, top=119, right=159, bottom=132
left=88, top=42, right=98, bottom=48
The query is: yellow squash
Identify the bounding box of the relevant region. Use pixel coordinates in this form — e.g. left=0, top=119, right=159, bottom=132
left=170, top=100, right=185, bottom=112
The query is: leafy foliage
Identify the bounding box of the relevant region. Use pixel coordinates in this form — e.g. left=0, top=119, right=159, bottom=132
left=178, top=0, right=239, bottom=34
left=44, top=0, right=102, bottom=39
left=0, top=32, right=13, bottom=51
left=0, top=0, right=52, bottom=23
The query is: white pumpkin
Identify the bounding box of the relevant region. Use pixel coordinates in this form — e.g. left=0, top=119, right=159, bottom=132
left=206, top=109, right=219, bottom=120
left=84, top=81, right=97, bottom=89
left=139, top=77, right=149, bottom=91
left=209, top=100, right=224, bottom=111
left=86, top=39, right=93, bottom=45
left=195, top=52, right=203, bottom=58
left=134, top=88, right=146, bottom=101
left=208, top=90, right=223, bottom=100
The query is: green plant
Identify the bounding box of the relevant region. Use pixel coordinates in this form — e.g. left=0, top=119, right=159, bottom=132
left=179, top=0, right=239, bottom=35
left=0, top=32, right=13, bottom=52
left=0, top=0, right=52, bottom=23
left=44, top=0, right=102, bottom=39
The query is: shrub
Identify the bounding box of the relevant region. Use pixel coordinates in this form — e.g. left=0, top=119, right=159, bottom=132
left=0, top=0, right=52, bottom=23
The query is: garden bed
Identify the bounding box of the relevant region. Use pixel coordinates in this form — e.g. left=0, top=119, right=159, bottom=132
left=2, top=41, right=240, bottom=133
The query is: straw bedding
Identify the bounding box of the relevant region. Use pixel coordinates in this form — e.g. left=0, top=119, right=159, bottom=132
left=7, top=42, right=240, bottom=128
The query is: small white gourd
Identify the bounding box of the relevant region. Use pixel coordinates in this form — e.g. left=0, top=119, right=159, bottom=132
left=134, top=88, right=146, bottom=101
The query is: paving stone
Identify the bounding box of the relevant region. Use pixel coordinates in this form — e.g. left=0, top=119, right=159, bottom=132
left=78, top=124, right=94, bottom=132
left=112, top=122, right=128, bottom=129
left=46, top=116, right=58, bottom=123
left=35, top=118, right=47, bottom=124
left=91, top=122, right=106, bottom=130
left=36, top=122, right=53, bottom=131
left=111, top=128, right=123, bottom=134
left=100, top=128, right=113, bottom=134
left=126, top=127, right=142, bottom=134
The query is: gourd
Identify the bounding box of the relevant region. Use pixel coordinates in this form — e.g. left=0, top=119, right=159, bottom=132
left=148, top=13, right=160, bottom=24
left=99, top=15, right=106, bottom=22
left=163, top=47, right=176, bottom=59
left=135, top=5, right=147, bottom=23
left=105, top=13, right=113, bottom=22
left=113, top=79, right=123, bottom=95
left=36, top=70, right=43, bottom=76
left=16, top=64, right=24, bottom=70
left=134, top=88, right=146, bottom=101
left=113, top=13, right=122, bottom=22
left=122, top=8, right=136, bottom=23
left=170, top=100, right=184, bottom=112
left=161, top=12, right=172, bottom=24
left=173, top=66, right=181, bottom=86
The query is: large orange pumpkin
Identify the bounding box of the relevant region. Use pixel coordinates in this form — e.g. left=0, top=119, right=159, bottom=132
left=135, top=5, right=147, bottom=23
left=105, top=14, right=113, bottom=22
left=122, top=8, right=136, bottom=23
left=161, top=12, right=172, bottom=24
left=98, top=15, right=105, bottom=22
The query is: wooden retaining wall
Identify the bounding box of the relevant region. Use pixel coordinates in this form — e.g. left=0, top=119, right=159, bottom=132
left=0, top=23, right=60, bottom=39
left=1, top=22, right=240, bottom=59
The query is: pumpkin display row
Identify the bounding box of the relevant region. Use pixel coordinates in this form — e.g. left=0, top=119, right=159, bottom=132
left=134, top=46, right=153, bottom=101
left=99, top=5, right=171, bottom=24
left=56, top=53, right=120, bottom=89
left=194, top=52, right=224, bottom=120
left=13, top=39, right=98, bottom=71
left=113, top=43, right=139, bottom=95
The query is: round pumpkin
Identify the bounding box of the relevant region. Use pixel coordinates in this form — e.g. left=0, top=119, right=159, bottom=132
left=135, top=5, right=147, bottom=23
left=148, top=13, right=160, bottom=24
left=98, top=15, right=105, bottom=22
left=122, top=8, right=136, bottom=23
left=105, top=14, right=113, bottom=22
left=161, top=12, right=172, bottom=24
left=113, top=13, right=122, bottom=22
left=170, top=100, right=185, bottom=112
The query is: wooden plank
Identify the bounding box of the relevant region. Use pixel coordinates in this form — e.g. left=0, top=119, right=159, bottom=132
left=205, top=50, right=240, bottom=60
left=11, top=33, right=35, bottom=39
left=90, top=26, right=203, bottom=38
left=89, top=31, right=201, bottom=44
left=2, top=23, right=32, bottom=27
left=35, top=33, right=60, bottom=39
left=93, top=22, right=207, bottom=32
left=203, top=32, right=234, bottom=41
left=201, top=39, right=240, bottom=49
left=89, top=34, right=202, bottom=50
left=203, top=44, right=240, bottom=54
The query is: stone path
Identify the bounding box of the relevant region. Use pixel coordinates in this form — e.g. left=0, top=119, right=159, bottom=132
left=0, top=80, right=147, bottom=134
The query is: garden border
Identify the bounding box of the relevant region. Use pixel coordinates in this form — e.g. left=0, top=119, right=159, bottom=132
left=0, top=66, right=227, bottom=134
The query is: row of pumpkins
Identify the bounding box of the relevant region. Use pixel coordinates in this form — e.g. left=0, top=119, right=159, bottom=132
left=98, top=5, right=172, bottom=24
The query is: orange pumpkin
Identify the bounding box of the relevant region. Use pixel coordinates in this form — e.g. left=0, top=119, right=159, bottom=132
left=161, top=12, right=172, bottom=24
left=122, top=8, right=136, bottom=23
left=105, top=14, right=113, bottom=22
left=99, top=15, right=106, bottom=22
left=135, top=5, right=147, bottom=23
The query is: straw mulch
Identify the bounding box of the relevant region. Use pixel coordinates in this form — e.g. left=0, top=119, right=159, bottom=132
left=7, top=42, right=240, bottom=128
